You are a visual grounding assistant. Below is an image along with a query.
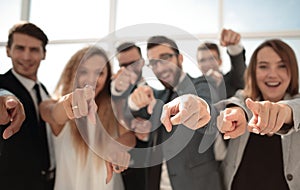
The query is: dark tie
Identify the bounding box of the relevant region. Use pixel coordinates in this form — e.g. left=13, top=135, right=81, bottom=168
left=33, top=83, right=50, bottom=171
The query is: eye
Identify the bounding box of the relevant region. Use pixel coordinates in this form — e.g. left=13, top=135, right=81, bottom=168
left=160, top=53, right=175, bottom=60
left=31, top=47, right=41, bottom=53
left=278, top=63, right=287, bottom=69
left=257, top=62, right=268, bottom=69
left=14, top=45, right=24, bottom=51
left=78, top=69, right=88, bottom=75
left=258, top=65, right=267, bottom=69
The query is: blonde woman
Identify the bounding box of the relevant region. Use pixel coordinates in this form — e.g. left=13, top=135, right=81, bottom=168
left=40, top=46, right=135, bottom=190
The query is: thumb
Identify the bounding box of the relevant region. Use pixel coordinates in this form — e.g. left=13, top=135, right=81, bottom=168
left=245, top=98, right=260, bottom=115
left=130, top=72, right=138, bottom=85
left=88, top=100, right=97, bottom=125
left=170, top=108, right=188, bottom=126
left=220, top=28, right=227, bottom=46
left=83, top=85, right=95, bottom=100
left=160, top=105, right=173, bottom=132
left=147, top=99, right=156, bottom=114
left=105, top=161, right=113, bottom=184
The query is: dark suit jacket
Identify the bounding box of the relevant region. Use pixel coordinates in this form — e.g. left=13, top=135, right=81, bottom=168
left=111, top=77, right=149, bottom=190
left=132, top=74, right=222, bottom=190
left=0, top=70, right=53, bottom=190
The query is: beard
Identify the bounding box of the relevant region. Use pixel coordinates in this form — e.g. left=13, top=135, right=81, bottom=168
left=159, top=66, right=182, bottom=90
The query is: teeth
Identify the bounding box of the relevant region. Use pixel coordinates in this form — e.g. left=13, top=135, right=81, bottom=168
left=266, top=82, right=280, bottom=86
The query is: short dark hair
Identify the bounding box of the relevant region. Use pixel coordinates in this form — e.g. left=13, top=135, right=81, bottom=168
left=197, top=42, right=220, bottom=58
left=116, top=42, right=141, bottom=56
left=7, top=22, right=48, bottom=52
left=147, top=36, right=179, bottom=55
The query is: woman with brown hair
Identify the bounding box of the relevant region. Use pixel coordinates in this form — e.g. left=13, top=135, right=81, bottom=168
left=217, top=39, right=300, bottom=190
left=40, top=46, right=135, bottom=190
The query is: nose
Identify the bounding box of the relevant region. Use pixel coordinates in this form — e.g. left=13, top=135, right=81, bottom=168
left=267, top=67, right=279, bottom=78
left=21, top=49, right=31, bottom=60
left=84, top=74, right=97, bottom=87
left=154, top=60, right=165, bottom=72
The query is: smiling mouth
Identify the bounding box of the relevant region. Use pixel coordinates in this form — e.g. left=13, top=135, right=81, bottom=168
left=265, top=82, right=280, bottom=87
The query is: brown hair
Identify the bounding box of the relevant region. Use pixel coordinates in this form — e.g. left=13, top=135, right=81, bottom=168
left=147, top=35, right=180, bottom=55
left=7, top=22, right=48, bottom=52
left=197, top=42, right=220, bottom=58
left=117, top=41, right=142, bottom=55
left=244, top=39, right=299, bottom=100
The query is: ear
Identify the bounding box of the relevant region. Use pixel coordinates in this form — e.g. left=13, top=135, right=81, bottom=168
left=218, top=58, right=222, bottom=66
left=6, top=47, right=11, bottom=58
left=42, top=51, right=46, bottom=60
left=178, top=54, right=183, bottom=67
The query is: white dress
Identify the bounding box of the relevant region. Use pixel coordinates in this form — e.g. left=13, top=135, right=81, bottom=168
left=53, top=123, right=124, bottom=190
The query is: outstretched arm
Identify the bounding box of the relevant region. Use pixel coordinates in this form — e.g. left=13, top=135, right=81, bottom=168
left=0, top=92, right=25, bottom=139
left=39, top=86, right=96, bottom=136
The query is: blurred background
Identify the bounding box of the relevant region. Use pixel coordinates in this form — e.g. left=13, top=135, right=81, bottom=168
left=1, top=0, right=299, bottom=93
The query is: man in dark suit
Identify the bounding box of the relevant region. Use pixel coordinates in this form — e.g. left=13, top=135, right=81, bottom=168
left=196, top=28, right=246, bottom=100
left=127, top=36, right=222, bottom=190
left=0, top=22, right=55, bottom=190
left=111, top=42, right=151, bottom=190
left=197, top=29, right=246, bottom=161
left=0, top=89, right=25, bottom=139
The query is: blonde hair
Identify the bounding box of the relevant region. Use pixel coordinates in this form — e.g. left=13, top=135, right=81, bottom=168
left=54, top=46, right=118, bottom=166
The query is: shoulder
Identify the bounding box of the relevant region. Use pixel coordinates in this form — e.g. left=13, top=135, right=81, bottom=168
left=188, top=75, right=210, bottom=91
left=0, top=70, right=13, bottom=80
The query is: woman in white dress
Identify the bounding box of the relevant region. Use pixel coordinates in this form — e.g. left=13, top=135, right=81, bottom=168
left=40, top=46, right=135, bottom=190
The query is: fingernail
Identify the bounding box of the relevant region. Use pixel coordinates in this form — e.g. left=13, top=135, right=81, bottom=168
left=5, top=130, right=13, bottom=139
left=224, top=135, right=231, bottom=140
left=252, top=128, right=259, bottom=134
left=260, top=133, right=265, bottom=135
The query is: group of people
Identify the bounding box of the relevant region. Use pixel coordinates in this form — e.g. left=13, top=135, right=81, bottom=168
left=0, top=21, right=299, bottom=190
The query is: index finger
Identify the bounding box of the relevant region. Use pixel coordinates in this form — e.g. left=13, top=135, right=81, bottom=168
left=245, top=98, right=261, bottom=115
left=3, top=107, right=25, bottom=139
left=2, top=98, right=25, bottom=139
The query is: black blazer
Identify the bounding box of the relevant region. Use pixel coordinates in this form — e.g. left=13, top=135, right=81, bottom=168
left=0, top=70, right=53, bottom=190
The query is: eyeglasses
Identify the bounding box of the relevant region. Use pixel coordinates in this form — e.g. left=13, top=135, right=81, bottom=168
left=120, top=58, right=144, bottom=68
left=148, top=53, right=177, bottom=69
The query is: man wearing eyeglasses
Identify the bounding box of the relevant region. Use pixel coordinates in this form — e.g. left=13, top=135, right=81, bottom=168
left=112, top=42, right=145, bottom=97
left=111, top=42, right=152, bottom=190
left=127, top=36, right=222, bottom=190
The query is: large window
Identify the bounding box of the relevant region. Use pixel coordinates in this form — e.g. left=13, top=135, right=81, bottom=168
left=30, top=0, right=110, bottom=40
left=0, top=0, right=299, bottom=93
left=116, top=0, right=219, bottom=34
left=224, top=0, right=300, bottom=32
left=0, top=0, right=22, bottom=41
